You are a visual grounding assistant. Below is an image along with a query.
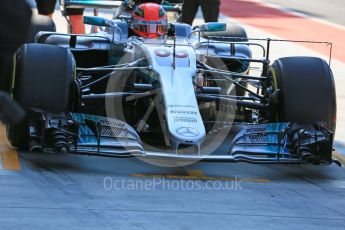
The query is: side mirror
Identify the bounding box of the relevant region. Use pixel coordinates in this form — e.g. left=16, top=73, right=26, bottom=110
left=162, top=4, right=180, bottom=13
left=200, top=22, right=227, bottom=32
left=83, top=16, right=110, bottom=27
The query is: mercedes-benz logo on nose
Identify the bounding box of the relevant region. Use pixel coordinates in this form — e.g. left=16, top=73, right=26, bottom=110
left=176, top=127, right=200, bottom=137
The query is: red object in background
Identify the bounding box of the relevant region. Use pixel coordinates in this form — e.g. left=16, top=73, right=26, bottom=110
left=70, top=15, right=85, bottom=34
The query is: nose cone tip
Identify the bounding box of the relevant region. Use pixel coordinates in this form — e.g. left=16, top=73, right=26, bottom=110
left=171, top=126, right=206, bottom=144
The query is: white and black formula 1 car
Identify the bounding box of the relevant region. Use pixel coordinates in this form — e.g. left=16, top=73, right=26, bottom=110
left=6, top=0, right=337, bottom=165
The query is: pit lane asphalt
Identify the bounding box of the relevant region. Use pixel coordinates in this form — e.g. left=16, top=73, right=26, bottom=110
left=1, top=149, right=345, bottom=230
left=1, top=4, right=345, bottom=230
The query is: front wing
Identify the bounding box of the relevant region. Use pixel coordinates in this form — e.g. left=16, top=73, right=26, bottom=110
left=28, top=111, right=334, bottom=164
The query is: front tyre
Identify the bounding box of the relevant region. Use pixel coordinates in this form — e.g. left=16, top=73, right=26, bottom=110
left=270, top=56, right=336, bottom=132
left=7, top=44, right=75, bottom=149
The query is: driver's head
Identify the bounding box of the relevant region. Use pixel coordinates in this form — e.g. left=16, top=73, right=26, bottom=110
left=131, top=3, right=168, bottom=39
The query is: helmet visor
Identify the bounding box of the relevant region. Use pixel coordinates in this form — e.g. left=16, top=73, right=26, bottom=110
left=132, top=19, right=168, bottom=35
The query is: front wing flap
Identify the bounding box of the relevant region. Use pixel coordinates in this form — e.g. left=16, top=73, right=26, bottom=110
left=229, top=122, right=333, bottom=164
left=68, top=113, right=144, bottom=156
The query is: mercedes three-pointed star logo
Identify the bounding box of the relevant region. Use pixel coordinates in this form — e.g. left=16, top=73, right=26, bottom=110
left=176, top=127, right=200, bottom=137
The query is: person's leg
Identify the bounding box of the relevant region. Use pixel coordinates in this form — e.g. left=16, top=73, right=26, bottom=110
left=35, top=0, right=56, bottom=17
left=32, top=0, right=56, bottom=40
left=0, top=0, right=31, bottom=92
left=181, top=0, right=200, bottom=25
left=199, top=0, right=220, bottom=22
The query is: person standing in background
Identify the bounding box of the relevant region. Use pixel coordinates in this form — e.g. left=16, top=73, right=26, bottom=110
left=0, top=0, right=32, bottom=92
left=181, top=0, right=220, bottom=25
left=36, top=0, right=85, bottom=34
left=0, top=0, right=32, bottom=52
